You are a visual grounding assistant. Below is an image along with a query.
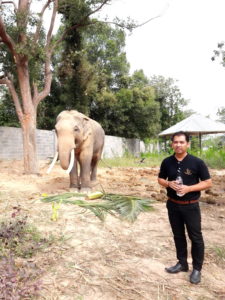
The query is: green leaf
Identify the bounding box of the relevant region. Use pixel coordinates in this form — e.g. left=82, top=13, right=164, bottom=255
left=41, top=193, right=154, bottom=222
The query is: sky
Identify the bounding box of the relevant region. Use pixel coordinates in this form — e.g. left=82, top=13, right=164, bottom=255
left=99, top=0, right=225, bottom=120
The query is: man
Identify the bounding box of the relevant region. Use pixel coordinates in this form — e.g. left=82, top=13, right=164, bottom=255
left=158, top=131, right=212, bottom=284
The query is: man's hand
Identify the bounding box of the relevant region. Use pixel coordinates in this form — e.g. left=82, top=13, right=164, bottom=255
left=176, top=184, right=190, bottom=195
left=169, top=181, right=190, bottom=196
left=170, top=179, right=212, bottom=195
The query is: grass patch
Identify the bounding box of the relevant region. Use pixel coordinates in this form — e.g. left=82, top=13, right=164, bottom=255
left=200, top=148, right=225, bottom=169
left=214, top=246, right=225, bottom=263
left=100, top=152, right=167, bottom=168
left=100, top=149, right=225, bottom=170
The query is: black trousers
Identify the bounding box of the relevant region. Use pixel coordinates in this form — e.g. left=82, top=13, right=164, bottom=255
left=166, top=200, right=204, bottom=271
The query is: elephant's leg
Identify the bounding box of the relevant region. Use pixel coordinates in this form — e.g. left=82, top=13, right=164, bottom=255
left=90, top=155, right=100, bottom=182
left=69, top=157, right=79, bottom=190
left=79, top=153, right=92, bottom=193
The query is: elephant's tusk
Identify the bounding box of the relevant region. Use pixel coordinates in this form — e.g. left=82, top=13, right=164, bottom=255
left=66, top=148, right=75, bottom=174
left=46, top=151, right=59, bottom=174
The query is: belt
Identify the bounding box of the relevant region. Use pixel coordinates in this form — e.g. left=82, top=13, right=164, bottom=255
left=168, top=198, right=199, bottom=205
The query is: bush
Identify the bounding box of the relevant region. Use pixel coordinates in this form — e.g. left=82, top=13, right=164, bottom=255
left=0, top=206, right=55, bottom=299
left=0, top=256, right=42, bottom=299
left=0, top=207, right=53, bottom=258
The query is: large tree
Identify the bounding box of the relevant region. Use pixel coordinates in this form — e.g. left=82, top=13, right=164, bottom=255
left=0, top=0, right=118, bottom=174
left=90, top=70, right=160, bottom=139
left=84, top=22, right=130, bottom=91
left=36, top=18, right=131, bottom=130
left=149, top=75, right=188, bottom=131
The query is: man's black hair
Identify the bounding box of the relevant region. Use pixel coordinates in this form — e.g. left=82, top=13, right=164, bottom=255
left=171, top=131, right=190, bottom=142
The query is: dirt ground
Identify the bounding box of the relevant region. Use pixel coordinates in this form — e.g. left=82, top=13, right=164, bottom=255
left=0, top=160, right=225, bottom=300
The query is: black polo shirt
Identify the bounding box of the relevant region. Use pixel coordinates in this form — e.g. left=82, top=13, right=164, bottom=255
left=158, top=153, right=211, bottom=201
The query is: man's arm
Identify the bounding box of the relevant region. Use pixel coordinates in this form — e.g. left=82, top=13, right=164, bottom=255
left=158, top=177, right=179, bottom=191
left=158, top=177, right=212, bottom=195
left=158, top=177, right=169, bottom=188
left=179, top=179, right=212, bottom=195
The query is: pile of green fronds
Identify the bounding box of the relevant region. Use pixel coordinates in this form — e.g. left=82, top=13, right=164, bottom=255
left=41, top=193, right=155, bottom=222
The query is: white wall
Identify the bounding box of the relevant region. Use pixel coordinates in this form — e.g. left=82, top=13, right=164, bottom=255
left=0, top=127, right=141, bottom=159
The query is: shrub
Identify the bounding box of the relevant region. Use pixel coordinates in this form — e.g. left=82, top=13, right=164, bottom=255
left=0, top=256, right=42, bottom=299
left=0, top=206, right=53, bottom=258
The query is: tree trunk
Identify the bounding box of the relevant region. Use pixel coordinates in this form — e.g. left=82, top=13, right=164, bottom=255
left=21, top=113, right=38, bottom=174
left=17, top=60, right=39, bottom=174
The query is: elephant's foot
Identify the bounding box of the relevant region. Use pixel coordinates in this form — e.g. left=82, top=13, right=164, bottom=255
left=70, top=181, right=80, bottom=187
left=69, top=187, right=79, bottom=193
left=80, top=187, right=92, bottom=194
left=70, top=183, right=80, bottom=192
left=90, top=179, right=98, bottom=187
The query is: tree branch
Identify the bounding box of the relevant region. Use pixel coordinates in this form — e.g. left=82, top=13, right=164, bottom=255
left=102, top=14, right=161, bottom=32
left=2, top=0, right=17, bottom=12
left=0, top=75, right=24, bottom=121
left=33, top=0, right=52, bottom=44
left=33, top=51, right=52, bottom=107
left=85, top=0, right=110, bottom=20
left=32, top=0, right=58, bottom=107
left=134, top=14, right=161, bottom=28
left=17, top=0, right=30, bottom=44
left=0, top=14, right=16, bottom=56
left=46, top=0, right=58, bottom=48
left=52, top=0, right=110, bottom=51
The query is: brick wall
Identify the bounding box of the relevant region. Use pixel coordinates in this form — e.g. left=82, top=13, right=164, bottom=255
left=0, top=127, right=141, bottom=159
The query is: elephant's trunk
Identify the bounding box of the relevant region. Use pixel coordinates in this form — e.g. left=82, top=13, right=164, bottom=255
left=58, top=138, right=76, bottom=171
left=58, top=149, right=73, bottom=169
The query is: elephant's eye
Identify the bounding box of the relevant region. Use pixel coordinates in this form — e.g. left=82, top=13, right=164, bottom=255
left=74, top=126, right=79, bottom=132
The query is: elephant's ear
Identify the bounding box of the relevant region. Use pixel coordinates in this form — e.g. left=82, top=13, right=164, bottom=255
left=82, top=117, right=92, bottom=141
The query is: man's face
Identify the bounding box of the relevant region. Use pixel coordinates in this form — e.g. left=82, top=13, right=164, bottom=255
left=171, top=134, right=190, bottom=154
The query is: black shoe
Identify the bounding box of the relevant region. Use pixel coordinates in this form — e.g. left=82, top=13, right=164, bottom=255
left=165, top=262, right=189, bottom=274
left=190, top=269, right=201, bottom=284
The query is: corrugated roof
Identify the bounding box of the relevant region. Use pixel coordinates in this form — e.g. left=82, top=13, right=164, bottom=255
left=159, top=113, right=225, bottom=136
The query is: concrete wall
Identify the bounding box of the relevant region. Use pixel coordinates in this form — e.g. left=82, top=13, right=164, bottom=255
left=0, top=126, right=141, bottom=159
left=0, top=127, right=56, bottom=159
left=0, top=127, right=24, bottom=159
left=102, top=135, right=140, bottom=158
left=140, top=140, right=160, bottom=153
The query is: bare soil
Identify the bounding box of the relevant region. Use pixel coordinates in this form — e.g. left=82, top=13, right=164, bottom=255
left=0, top=160, right=225, bottom=300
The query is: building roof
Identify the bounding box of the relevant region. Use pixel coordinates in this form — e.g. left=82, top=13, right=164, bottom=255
left=158, top=113, right=225, bottom=136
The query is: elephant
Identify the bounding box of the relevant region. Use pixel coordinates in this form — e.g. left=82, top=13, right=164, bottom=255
left=47, top=110, right=105, bottom=193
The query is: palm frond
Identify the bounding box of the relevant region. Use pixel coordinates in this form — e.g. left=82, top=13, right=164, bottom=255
left=41, top=193, right=85, bottom=203
left=104, top=194, right=154, bottom=222
left=41, top=193, right=155, bottom=222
